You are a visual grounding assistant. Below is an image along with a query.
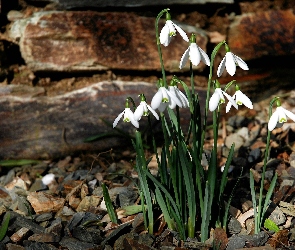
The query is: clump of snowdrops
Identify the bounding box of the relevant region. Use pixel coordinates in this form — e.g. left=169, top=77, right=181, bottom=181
left=112, top=8, right=295, bottom=242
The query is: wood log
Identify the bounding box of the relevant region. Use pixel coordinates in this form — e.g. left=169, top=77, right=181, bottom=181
left=7, top=11, right=208, bottom=73
left=228, top=9, right=295, bottom=61
left=0, top=81, right=203, bottom=160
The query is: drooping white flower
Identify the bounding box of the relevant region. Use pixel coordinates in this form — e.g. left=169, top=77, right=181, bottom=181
left=226, top=85, right=253, bottom=113
left=160, top=12, right=189, bottom=47
left=151, top=81, right=183, bottom=112
left=209, top=82, right=238, bottom=112
left=113, top=99, right=139, bottom=128
left=217, top=44, right=249, bottom=77
left=134, top=94, right=159, bottom=121
left=268, top=104, right=295, bottom=131
left=179, top=34, right=210, bottom=69
left=168, top=85, right=189, bottom=109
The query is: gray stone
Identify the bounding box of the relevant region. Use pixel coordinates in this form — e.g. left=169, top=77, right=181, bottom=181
left=59, top=237, right=100, bottom=250
left=225, top=133, right=245, bottom=151
left=227, top=217, right=242, bottom=235
left=108, top=186, right=139, bottom=207
left=226, top=235, right=245, bottom=250
left=268, top=206, right=286, bottom=226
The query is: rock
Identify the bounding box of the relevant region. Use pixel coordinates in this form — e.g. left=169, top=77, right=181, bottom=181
left=228, top=9, right=295, bottom=61
left=0, top=81, right=203, bottom=159
left=54, top=0, right=233, bottom=9
left=27, top=192, right=65, bottom=214
left=59, top=237, right=100, bottom=250
left=10, top=227, right=30, bottom=243
left=8, top=11, right=208, bottom=72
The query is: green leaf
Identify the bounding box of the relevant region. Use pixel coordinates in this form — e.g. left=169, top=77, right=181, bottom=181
left=0, top=159, right=40, bottom=167
left=102, top=183, right=118, bottom=224
left=264, top=218, right=280, bottom=233
left=0, top=212, right=10, bottom=241
left=121, top=205, right=146, bottom=216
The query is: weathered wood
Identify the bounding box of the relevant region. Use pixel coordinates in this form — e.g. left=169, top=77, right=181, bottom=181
left=7, top=11, right=208, bottom=72
left=228, top=9, right=295, bottom=60
left=28, top=0, right=234, bottom=9
left=0, top=81, right=200, bottom=160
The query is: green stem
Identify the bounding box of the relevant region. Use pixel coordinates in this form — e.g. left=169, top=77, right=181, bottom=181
left=256, top=96, right=280, bottom=233
left=201, top=41, right=226, bottom=158
left=155, top=9, right=169, bottom=87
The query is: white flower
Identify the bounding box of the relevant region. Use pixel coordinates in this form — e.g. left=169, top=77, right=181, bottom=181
left=268, top=106, right=295, bottom=131
left=217, top=52, right=249, bottom=77
left=151, top=87, right=183, bottom=112
left=113, top=107, right=139, bottom=128
left=226, top=89, right=253, bottom=113
left=160, top=19, right=189, bottom=47
left=179, top=43, right=210, bottom=69
left=42, top=173, right=55, bottom=186
left=209, top=87, right=238, bottom=112
left=168, top=86, right=189, bottom=109
left=134, top=101, right=159, bottom=121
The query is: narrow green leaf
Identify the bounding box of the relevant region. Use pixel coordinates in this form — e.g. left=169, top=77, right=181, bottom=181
left=261, top=173, right=278, bottom=229
left=155, top=187, right=173, bottom=229
left=250, top=170, right=258, bottom=233
left=219, top=143, right=235, bottom=200
left=102, top=183, right=118, bottom=224
left=0, top=159, right=40, bottom=167
left=0, top=212, right=10, bottom=241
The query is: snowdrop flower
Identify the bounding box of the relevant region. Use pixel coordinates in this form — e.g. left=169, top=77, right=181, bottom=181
left=160, top=12, right=189, bottom=47
left=151, top=79, right=183, bottom=112
left=226, top=85, right=253, bottom=113
left=217, top=44, right=249, bottom=77
left=134, top=94, right=159, bottom=121
left=168, top=77, right=189, bottom=109
left=268, top=100, right=295, bottom=131
left=179, top=34, right=210, bottom=69
left=209, top=80, right=238, bottom=112
left=113, top=99, right=139, bottom=128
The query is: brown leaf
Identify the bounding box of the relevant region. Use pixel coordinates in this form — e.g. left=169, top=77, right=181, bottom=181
left=267, top=229, right=289, bottom=248
left=213, top=228, right=228, bottom=250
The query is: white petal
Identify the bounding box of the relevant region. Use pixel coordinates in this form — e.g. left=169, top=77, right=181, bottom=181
left=168, top=98, right=177, bottom=109
left=178, top=90, right=189, bottom=108
left=198, top=46, right=210, bottom=66
left=189, top=43, right=201, bottom=66
left=173, top=23, right=189, bottom=42
left=268, top=110, right=279, bottom=131
left=134, top=103, right=144, bottom=121
left=147, top=105, right=159, bottom=120
left=158, top=102, right=168, bottom=112
left=113, top=110, right=125, bottom=128
left=167, top=89, right=183, bottom=108
left=223, top=91, right=238, bottom=110
left=209, top=91, right=220, bottom=111
left=284, top=108, right=295, bottom=122
left=236, top=90, right=253, bottom=109
left=179, top=47, right=190, bottom=69
left=226, top=102, right=233, bottom=113
left=225, top=52, right=236, bottom=76
left=151, top=90, right=163, bottom=110
left=233, top=54, right=249, bottom=70
left=167, top=20, right=176, bottom=36
left=160, top=24, right=170, bottom=46
left=125, top=108, right=139, bottom=128
left=217, top=56, right=226, bottom=77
